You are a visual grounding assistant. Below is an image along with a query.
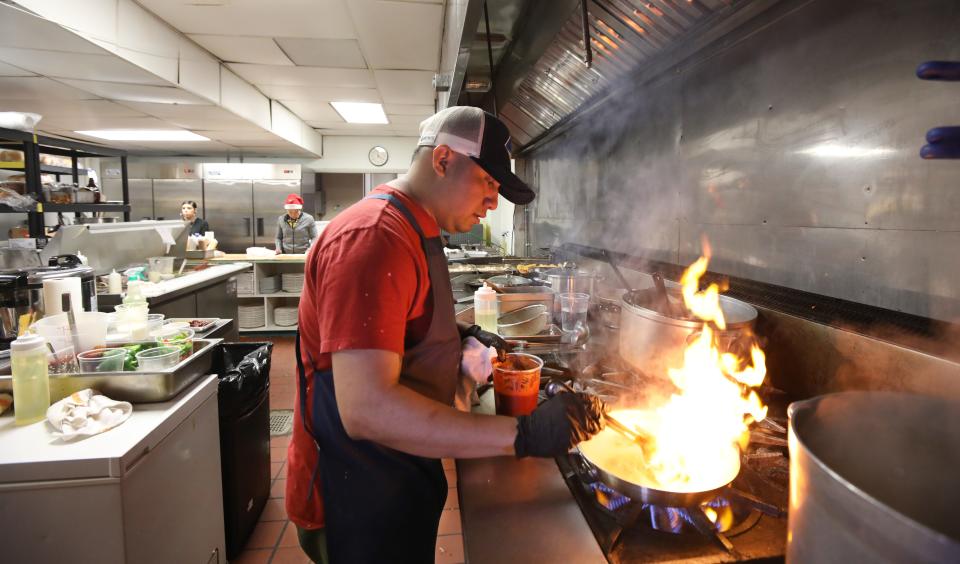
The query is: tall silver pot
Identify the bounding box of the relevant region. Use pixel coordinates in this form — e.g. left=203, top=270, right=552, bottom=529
left=617, top=289, right=756, bottom=377
left=787, top=392, right=960, bottom=563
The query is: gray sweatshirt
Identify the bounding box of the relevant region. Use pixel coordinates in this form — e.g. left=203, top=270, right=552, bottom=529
left=275, top=212, right=319, bottom=254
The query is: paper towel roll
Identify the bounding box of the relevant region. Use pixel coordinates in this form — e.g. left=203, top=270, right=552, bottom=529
left=42, top=277, right=83, bottom=317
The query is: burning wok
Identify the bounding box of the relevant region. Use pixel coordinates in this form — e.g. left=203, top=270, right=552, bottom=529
left=577, top=408, right=741, bottom=507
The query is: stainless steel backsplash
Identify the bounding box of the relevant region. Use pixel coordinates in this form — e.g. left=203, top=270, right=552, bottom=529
left=517, top=0, right=960, bottom=323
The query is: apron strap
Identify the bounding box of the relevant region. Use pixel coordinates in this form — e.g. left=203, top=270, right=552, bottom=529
left=366, top=193, right=427, bottom=242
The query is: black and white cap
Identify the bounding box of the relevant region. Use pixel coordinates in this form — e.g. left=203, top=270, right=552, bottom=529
left=418, top=106, right=535, bottom=205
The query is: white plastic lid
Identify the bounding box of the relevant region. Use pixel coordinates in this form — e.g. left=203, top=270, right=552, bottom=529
left=11, top=334, right=46, bottom=352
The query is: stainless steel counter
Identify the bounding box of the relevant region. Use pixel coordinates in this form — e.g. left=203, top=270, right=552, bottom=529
left=457, top=390, right=606, bottom=564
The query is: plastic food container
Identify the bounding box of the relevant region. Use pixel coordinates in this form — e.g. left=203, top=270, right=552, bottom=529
left=155, top=327, right=195, bottom=360
left=135, top=346, right=181, bottom=371
left=146, top=313, right=165, bottom=335
left=77, top=348, right=126, bottom=373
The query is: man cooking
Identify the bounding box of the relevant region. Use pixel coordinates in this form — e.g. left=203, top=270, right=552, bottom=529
left=275, top=193, right=319, bottom=254
left=286, top=106, right=605, bottom=563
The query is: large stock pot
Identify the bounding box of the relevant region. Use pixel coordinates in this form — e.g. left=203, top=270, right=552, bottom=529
left=787, top=392, right=960, bottom=563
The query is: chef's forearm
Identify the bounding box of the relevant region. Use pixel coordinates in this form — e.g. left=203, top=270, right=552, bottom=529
left=348, top=384, right=517, bottom=458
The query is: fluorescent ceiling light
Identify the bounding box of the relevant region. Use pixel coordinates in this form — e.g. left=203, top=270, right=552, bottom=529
left=76, top=129, right=210, bottom=141
left=329, top=102, right=389, bottom=124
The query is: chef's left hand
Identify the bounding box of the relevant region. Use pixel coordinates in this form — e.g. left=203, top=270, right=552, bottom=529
left=459, top=336, right=497, bottom=385
left=462, top=324, right=510, bottom=360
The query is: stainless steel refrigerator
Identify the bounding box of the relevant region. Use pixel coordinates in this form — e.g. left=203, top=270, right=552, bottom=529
left=203, top=180, right=254, bottom=253
left=153, top=179, right=203, bottom=221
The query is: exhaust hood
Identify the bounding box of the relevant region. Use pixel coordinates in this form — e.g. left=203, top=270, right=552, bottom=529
left=491, top=0, right=766, bottom=150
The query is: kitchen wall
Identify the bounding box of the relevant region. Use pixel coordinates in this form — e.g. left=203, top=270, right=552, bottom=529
left=520, top=0, right=960, bottom=322
left=319, top=173, right=364, bottom=221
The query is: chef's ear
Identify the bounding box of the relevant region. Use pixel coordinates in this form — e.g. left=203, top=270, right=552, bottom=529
left=432, top=145, right=454, bottom=177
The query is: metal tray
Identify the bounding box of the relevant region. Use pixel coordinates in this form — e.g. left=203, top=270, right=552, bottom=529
left=0, top=338, right=221, bottom=404
left=165, top=317, right=219, bottom=332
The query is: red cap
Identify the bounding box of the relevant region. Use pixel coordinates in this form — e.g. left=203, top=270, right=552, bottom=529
left=284, top=193, right=304, bottom=210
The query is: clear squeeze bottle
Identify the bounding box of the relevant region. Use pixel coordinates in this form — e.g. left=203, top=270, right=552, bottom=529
left=11, top=334, right=50, bottom=426
left=474, top=283, right=499, bottom=334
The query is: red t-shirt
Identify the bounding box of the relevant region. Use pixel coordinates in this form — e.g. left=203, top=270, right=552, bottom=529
left=285, top=185, right=440, bottom=529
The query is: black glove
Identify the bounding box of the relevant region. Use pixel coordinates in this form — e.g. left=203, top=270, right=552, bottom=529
left=462, top=324, right=510, bottom=357
left=514, top=392, right=606, bottom=458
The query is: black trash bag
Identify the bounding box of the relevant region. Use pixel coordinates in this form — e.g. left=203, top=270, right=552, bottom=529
left=215, top=342, right=273, bottom=419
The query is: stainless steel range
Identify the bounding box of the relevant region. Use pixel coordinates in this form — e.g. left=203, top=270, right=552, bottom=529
left=543, top=351, right=791, bottom=563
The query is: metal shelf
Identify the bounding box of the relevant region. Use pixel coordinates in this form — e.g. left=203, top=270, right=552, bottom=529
left=42, top=203, right=130, bottom=213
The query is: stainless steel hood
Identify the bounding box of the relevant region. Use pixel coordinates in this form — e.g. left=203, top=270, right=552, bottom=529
left=491, top=0, right=773, bottom=149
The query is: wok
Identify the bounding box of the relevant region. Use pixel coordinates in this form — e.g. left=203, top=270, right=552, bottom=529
left=546, top=380, right=739, bottom=506
left=577, top=423, right=740, bottom=507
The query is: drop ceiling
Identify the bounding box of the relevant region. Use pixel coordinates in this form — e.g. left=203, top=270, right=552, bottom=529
left=0, top=0, right=448, bottom=155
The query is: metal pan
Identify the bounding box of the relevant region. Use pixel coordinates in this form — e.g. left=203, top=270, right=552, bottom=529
left=576, top=422, right=740, bottom=507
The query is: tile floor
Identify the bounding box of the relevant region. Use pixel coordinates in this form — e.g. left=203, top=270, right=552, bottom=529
left=232, top=336, right=466, bottom=564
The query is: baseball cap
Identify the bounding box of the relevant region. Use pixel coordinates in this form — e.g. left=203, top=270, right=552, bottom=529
left=284, top=193, right=304, bottom=210
left=418, top=106, right=535, bottom=205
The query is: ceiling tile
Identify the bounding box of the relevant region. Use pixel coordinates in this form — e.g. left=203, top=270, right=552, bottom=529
left=189, top=35, right=293, bottom=66
left=0, top=61, right=35, bottom=77
left=0, top=3, right=107, bottom=54
left=383, top=103, right=435, bottom=115
left=117, top=102, right=257, bottom=131
left=373, top=70, right=436, bottom=105
left=276, top=100, right=343, bottom=122
left=0, top=77, right=97, bottom=100
left=0, top=99, right=144, bottom=119
left=0, top=47, right=170, bottom=85
left=348, top=0, right=442, bottom=70
left=227, top=64, right=375, bottom=88
left=274, top=38, right=366, bottom=68
left=258, top=84, right=382, bottom=103
left=40, top=115, right=173, bottom=131
left=137, top=0, right=355, bottom=39
left=58, top=79, right=211, bottom=105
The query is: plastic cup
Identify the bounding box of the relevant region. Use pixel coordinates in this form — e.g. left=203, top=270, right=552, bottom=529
left=560, top=292, right=590, bottom=332
left=136, top=346, right=180, bottom=371
left=77, top=348, right=126, bottom=372
left=492, top=353, right=544, bottom=416
left=115, top=303, right=148, bottom=340
left=156, top=327, right=195, bottom=360
left=74, top=311, right=108, bottom=353
left=146, top=313, right=165, bottom=335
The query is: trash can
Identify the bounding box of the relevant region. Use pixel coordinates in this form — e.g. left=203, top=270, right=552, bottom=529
left=214, top=342, right=273, bottom=560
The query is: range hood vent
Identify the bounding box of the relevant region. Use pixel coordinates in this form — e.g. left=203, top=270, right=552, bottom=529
left=498, top=0, right=750, bottom=148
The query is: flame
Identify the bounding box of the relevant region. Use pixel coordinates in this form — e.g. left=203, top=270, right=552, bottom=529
left=624, top=245, right=767, bottom=491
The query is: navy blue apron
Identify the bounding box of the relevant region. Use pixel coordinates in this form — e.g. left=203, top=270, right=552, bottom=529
left=296, top=193, right=461, bottom=563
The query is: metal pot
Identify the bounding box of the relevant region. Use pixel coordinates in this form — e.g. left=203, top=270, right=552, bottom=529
left=543, top=267, right=598, bottom=296
left=618, top=288, right=756, bottom=377
left=787, top=392, right=960, bottom=563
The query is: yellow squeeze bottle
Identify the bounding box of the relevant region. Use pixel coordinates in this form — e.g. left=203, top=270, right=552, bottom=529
left=11, top=334, right=50, bottom=426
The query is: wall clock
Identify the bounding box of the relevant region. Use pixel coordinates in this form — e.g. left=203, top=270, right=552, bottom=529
left=368, top=146, right=388, bottom=167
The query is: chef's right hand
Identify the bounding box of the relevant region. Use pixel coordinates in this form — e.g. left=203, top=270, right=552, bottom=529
left=513, top=392, right=605, bottom=458
left=275, top=248, right=282, bottom=255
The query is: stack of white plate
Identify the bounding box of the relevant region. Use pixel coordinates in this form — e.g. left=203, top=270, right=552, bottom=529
left=238, top=304, right=266, bottom=328
left=273, top=306, right=298, bottom=327
left=236, top=272, right=255, bottom=295
left=259, top=275, right=280, bottom=293
left=281, top=273, right=305, bottom=293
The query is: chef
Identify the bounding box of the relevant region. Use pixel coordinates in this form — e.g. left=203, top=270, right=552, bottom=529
left=286, top=106, right=605, bottom=563
left=180, top=200, right=209, bottom=235
left=275, top=194, right=319, bottom=254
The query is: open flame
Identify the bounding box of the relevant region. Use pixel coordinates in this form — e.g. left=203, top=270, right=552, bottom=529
left=621, top=244, right=768, bottom=492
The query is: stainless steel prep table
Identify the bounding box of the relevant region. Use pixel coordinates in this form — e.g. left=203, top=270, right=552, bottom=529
left=457, top=389, right=607, bottom=564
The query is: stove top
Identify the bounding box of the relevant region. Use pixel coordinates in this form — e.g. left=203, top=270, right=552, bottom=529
left=545, top=350, right=791, bottom=563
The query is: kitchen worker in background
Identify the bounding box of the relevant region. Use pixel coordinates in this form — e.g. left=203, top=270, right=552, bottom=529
left=180, top=201, right=209, bottom=235
left=276, top=194, right=319, bottom=254
left=287, top=106, right=605, bottom=564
